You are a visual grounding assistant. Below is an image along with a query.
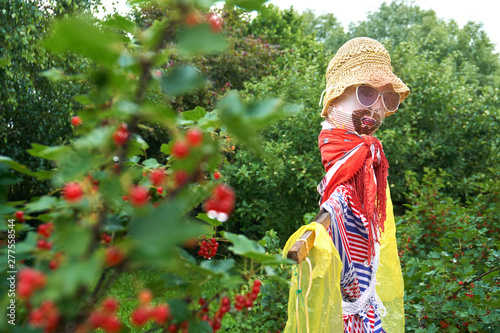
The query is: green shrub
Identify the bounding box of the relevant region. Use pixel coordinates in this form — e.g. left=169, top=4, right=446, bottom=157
left=398, top=168, right=500, bottom=332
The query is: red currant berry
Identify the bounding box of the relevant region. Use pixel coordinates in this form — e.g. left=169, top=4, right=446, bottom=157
left=157, top=186, right=163, bottom=195
left=63, top=182, right=83, bottom=203
left=113, top=124, right=130, bottom=146
left=101, top=315, right=122, bottom=333
left=102, top=298, right=119, bottom=314
left=88, top=311, right=105, bottom=329
left=150, top=169, right=166, bottom=186
left=49, top=259, right=59, bottom=270
left=71, top=116, right=82, bottom=126
left=167, top=324, right=178, bottom=333
left=172, top=141, right=190, bottom=159
left=186, top=128, right=203, bottom=147
left=130, top=307, right=150, bottom=327
left=138, top=289, right=153, bottom=305
left=130, top=186, right=149, bottom=207
left=213, top=171, right=221, bottom=180
left=151, top=304, right=170, bottom=325
left=252, top=285, right=261, bottom=294
left=15, top=210, right=24, bottom=219
left=105, top=246, right=125, bottom=267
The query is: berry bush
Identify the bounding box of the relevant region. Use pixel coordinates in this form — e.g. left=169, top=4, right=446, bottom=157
left=0, top=1, right=297, bottom=332
left=398, top=168, right=500, bottom=332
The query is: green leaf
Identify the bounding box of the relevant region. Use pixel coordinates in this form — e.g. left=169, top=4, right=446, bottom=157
left=182, top=107, right=207, bottom=122
left=25, top=196, right=58, bottom=214
left=57, top=150, right=99, bottom=183
left=102, top=14, right=135, bottom=34
left=42, top=256, right=101, bottom=298
left=199, top=258, right=235, bottom=275
left=0, top=156, right=53, bottom=180
left=27, top=143, right=72, bottom=161
left=196, top=213, right=222, bottom=227
left=187, top=319, right=212, bottom=333
left=222, top=231, right=293, bottom=265
left=43, top=16, right=128, bottom=67
left=177, top=24, right=229, bottom=55
left=14, top=232, right=37, bottom=254
left=53, top=223, right=92, bottom=258
left=141, top=103, right=176, bottom=126
left=217, top=92, right=301, bottom=152
left=142, top=158, right=161, bottom=170
left=160, top=66, right=208, bottom=97
left=129, top=200, right=208, bottom=258
left=197, top=111, right=222, bottom=131
left=160, top=143, right=171, bottom=155
left=222, top=231, right=265, bottom=257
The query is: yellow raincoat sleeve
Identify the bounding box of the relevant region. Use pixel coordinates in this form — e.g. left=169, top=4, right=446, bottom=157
left=282, top=187, right=405, bottom=333
left=282, top=223, right=344, bottom=333
left=376, top=187, right=405, bottom=332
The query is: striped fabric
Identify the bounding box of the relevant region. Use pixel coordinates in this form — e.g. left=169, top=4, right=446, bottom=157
left=323, top=184, right=385, bottom=333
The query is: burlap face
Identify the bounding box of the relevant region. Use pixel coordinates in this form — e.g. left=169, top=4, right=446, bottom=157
left=326, top=86, right=386, bottom=135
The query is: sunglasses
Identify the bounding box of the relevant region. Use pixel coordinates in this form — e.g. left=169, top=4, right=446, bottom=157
left=356, top=85, right=401, bottom=113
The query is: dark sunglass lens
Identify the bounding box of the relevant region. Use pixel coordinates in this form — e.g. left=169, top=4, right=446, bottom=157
left=383, top=91, right=400, bottom=111
left=357, top=85, right=378, bottom=106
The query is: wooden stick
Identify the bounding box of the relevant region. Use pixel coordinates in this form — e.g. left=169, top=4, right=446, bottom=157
left=287, top=208, right=331, bottom=264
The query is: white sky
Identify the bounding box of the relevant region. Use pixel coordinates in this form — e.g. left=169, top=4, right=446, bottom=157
left=106, top=0, right=499, bottom=52
left=270, top=0, right=500, bottom=52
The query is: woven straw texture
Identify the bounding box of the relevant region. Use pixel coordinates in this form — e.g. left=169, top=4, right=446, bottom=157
left=321, top=37, right=410, bottom=118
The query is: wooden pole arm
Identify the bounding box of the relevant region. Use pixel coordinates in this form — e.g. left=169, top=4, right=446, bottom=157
left=286, top=208, right=331, bottom=264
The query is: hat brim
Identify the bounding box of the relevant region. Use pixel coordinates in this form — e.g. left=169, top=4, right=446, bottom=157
left=321, top=65, right=410, bottom=118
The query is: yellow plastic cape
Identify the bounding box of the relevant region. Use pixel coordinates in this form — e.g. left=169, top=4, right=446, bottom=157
left=282, top=188, right=405, bottom=333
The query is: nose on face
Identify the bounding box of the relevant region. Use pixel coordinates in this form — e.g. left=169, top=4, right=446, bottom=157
left=366, top=98, right=386, bottom=120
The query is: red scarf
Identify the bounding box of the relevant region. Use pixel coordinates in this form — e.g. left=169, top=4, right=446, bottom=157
left=318, top=129, right=389, bottom=262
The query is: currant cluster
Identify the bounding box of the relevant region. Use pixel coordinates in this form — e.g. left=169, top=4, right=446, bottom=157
left=130, top=290, right=170, bottom=327
left=204, top=184, right=235, bottom=222
left=49, top=252, right=63, bottom=271
left=200, top=295, right=231, bottom=332
left=234, top=280, right=261, bottom=311
left=172, top=128, right=204, bottom=159
left=88, top=298, right=122, bottom=333
left=198, top=237, right=219, bottom=259
left=112, top=123, right=130, bottom=146
left=36, top=222, right=54, bottom=251
left=29, top=300, right=60, bottom=333
left=100, top=233, right=112, bottom=244
left=18, top=268, right=46, bottom=300
left=184, top=12, right=223, bottom=33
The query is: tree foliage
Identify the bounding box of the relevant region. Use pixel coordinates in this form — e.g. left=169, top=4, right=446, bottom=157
left=0, top=0, right=98, bottom=200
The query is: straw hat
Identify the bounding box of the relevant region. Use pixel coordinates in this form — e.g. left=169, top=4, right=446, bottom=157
left=320, top=37, right=410, bottom=118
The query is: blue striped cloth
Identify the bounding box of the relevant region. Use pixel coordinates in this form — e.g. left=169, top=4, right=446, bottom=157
left=322, top=185, right=385, bottom=333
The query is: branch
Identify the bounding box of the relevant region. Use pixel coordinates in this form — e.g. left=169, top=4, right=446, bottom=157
left=447, top=265, right=500, bottom=300
left=90, top=267, right=112, bottom=303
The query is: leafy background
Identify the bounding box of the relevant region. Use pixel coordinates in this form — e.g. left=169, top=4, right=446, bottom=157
left=1, top=0, right=499, bottom=332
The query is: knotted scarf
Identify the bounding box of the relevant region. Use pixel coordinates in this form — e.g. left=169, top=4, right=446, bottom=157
left=317, top=128, right=389, bottom=263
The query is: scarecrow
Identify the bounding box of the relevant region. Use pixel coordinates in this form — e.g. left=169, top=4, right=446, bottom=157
left=284, top=37, right=408, bottom=333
